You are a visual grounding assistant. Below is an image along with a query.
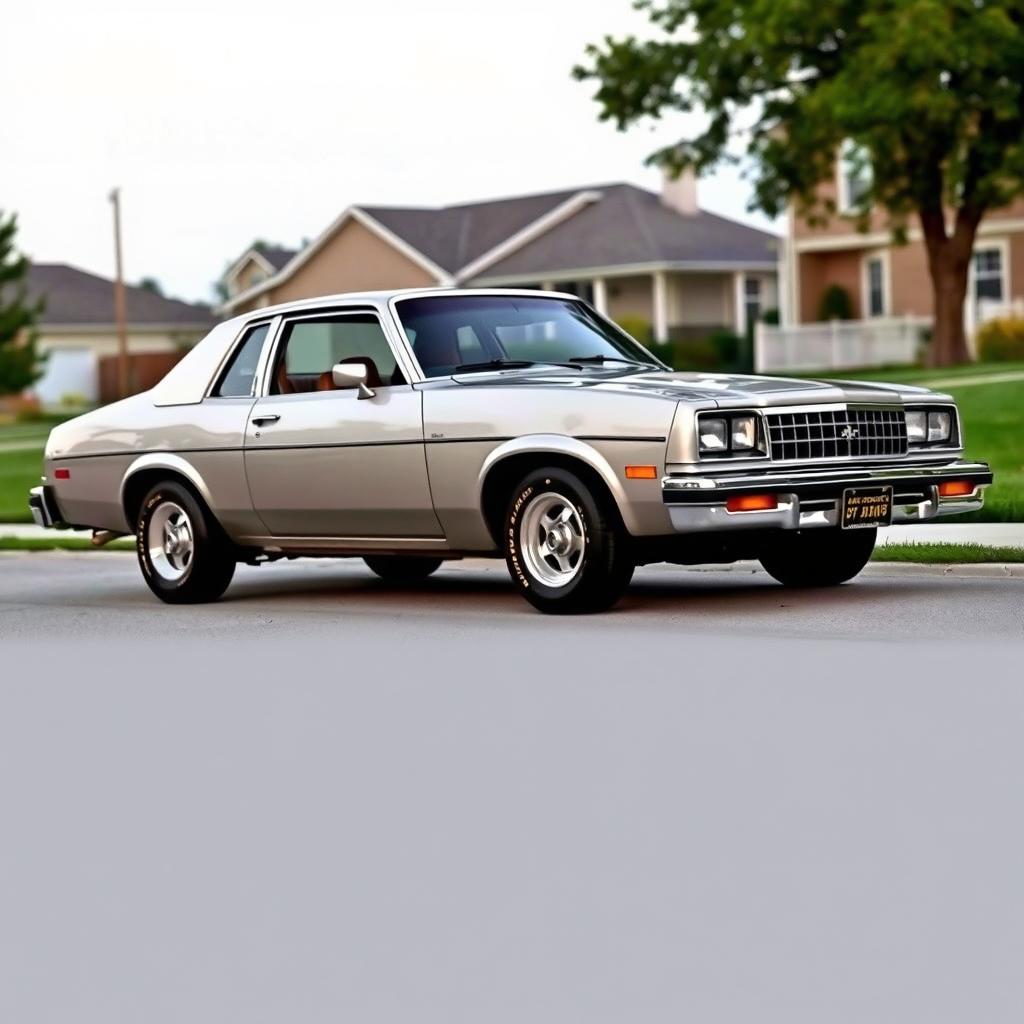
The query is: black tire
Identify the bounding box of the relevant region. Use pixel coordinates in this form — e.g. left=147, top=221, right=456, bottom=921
left=758, top=527, right=876, bottom=588
left=504, top=466, right=634, bottom=614
left=136, top=481, right=236, bottom=604
left=364, top=556, right=443, bottom=582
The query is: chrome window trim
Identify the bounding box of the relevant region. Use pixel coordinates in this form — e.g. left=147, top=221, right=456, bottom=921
left=203, top=315, right=281, bottom=401
left=388, top=289, right=663, bottom=383
left=254, top=306, right=416, bottom=398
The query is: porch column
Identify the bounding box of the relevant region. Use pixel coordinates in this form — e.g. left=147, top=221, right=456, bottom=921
left=592, top=276, right=608, bottom=315
left=541, top=279, right=556, bottom=292
left=733, top=271, right=747, bottom=336
left=652, top=271, right=668, bottom=343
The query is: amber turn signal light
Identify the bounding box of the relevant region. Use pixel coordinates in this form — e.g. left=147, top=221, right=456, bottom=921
left=938, top=480, right=974, bottom=497
left=625, top=465, right=658, bottom=480
left=726, top=494, right=778, bottom=513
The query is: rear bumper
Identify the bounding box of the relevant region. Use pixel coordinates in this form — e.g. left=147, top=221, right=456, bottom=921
left=662, top=460, right=993, bottom=533
left=28, top=485, right=67, bottom=529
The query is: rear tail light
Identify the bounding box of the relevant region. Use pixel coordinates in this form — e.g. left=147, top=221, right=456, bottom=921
left=54, top=468, right=70, bottom=480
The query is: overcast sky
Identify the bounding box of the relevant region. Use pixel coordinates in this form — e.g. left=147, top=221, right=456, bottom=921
left=3, top=0, right=778, bottom=304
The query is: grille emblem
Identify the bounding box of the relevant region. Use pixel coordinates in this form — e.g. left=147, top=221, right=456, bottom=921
left=841, top=426, right=859, bottom=439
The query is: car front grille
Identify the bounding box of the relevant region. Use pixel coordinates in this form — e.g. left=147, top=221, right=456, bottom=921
left=766, top=408, right=908, bottom=462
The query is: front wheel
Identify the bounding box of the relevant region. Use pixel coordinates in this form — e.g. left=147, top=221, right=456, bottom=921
left=136, top=481, right=236, bottom=604
left=504, top=467, right=634, bottom=614
left=758, top=527, right=876, bottom=588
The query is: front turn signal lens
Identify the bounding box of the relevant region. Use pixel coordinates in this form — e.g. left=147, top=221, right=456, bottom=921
left=938, top=480, right=974, bottom=497
left=726, top=494, right=778, bottom=513
left=625, top=465, right=658, bottom=480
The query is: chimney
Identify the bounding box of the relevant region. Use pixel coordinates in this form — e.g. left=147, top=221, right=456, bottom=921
left=661, top=166, right=699, bottom=216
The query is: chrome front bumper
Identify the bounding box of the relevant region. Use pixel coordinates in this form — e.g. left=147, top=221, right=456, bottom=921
left=28, top=485, right=65, bottom=529
left=662, top=460, right=993, bottom=533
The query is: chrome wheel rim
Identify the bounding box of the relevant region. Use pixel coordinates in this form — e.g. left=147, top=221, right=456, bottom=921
left=520, top=491, right=585, bottom=589
left=147, top=501, right=194, bottom=582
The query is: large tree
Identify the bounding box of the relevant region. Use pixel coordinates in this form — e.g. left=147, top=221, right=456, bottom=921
left=575, top=0, right=1024, bottom=366
left=0, top=210, right=44, bottom=396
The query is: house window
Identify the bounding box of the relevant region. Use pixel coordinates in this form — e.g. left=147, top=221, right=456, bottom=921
left=973, top=247, right=1005, bottom=304
left=838, top=140, right=871, bottom=213
left=865, top=256, right=886, bottom=318
left=744, top=276, right=762, bottom=328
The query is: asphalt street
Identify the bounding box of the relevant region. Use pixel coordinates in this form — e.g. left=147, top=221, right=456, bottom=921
left=1, top=550, right=1023, bottom=641
left=2, top=552, right=1023, bottom=1023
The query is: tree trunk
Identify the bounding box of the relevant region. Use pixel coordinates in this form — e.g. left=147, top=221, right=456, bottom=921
left=920, top=211, right=976, bottom=368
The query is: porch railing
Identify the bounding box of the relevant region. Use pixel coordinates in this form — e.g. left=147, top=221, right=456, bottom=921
left=754, top=316, right=930, bottom=374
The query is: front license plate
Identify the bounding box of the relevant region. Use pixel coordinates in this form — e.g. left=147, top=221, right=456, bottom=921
left=841, top=486, right=893, bottom=529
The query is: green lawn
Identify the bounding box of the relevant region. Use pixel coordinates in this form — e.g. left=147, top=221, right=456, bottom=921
left=0, top=415, right=75, bottom=523
left=0, top=446, right=45, bottom=522
left=0, top=535, right=134, bottom=552
left=947, top=378, right=1024, bottom=522
left=873, top=542, right=1024, bottom=563
left=821, top=360, right=1024, bottom=385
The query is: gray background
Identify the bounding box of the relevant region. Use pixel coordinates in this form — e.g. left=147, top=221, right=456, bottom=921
left=2, top=556, right=1022, bottom=1022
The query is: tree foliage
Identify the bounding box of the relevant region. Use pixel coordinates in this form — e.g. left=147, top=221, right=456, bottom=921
left=0, top=210, right=45, bottom=396
left=576, top=0, right=1024, bottom=365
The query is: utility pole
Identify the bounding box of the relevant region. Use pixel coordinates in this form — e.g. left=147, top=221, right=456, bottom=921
left=109, top=187, right=129, bottom=398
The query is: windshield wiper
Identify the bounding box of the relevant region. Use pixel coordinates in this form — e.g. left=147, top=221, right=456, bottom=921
left=567, top=354, right=654, bottom=367
left=453, top=359, right=538, bottom=373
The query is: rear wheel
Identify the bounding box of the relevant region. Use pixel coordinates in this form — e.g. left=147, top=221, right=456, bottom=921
left=136, top=481, right=236, bottom=604
left=758, top=527, right=876, bottom=588
left=504, top=466, right=633, bottom=614
left=363, top=556, right=443, bottom=582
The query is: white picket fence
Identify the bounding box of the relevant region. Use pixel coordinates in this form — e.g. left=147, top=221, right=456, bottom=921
left=754, top=316, right=930, bottom=374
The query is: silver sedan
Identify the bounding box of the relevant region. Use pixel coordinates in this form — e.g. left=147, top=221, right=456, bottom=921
left=29, top=289, right=992, bottom=612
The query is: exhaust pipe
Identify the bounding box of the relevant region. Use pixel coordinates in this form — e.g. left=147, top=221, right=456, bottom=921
left=91, top=530, right=125, bottom=547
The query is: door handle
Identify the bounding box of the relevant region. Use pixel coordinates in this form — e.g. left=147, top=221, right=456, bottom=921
left=251, top=414, right=280, bottom=426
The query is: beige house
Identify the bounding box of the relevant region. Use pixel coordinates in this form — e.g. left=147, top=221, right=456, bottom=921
left=25, top=264, right=214, bottom=405
left=781, top=151, right=1024, bottom=327
left=221, top=176, right=780, bottom=342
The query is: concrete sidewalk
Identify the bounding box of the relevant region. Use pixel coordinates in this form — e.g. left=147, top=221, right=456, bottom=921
left=3, top=521, right=1023, bottom=548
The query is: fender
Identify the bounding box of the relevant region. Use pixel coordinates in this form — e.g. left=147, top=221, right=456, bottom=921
left=478, top=433, right=643, bottom=535
left=119, top=452, right=217, bottom=519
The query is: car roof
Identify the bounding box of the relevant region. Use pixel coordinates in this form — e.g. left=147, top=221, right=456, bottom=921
left=228, top=287, right=580, bottom=328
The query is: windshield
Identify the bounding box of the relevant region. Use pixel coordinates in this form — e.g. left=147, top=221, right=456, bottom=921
left=394, top=294, right=662, bottom=378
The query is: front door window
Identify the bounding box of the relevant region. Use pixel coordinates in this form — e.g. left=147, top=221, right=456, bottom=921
left=272, top=313, right=406, bottom=394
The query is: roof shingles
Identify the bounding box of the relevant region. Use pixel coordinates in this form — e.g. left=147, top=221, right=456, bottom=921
left=361, top=183, right=777, bottom=279
left=24, top=264, right=215, bottom=328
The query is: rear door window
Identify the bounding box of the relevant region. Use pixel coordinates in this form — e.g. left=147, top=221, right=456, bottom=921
left=213, top=323, right=271, bottom=397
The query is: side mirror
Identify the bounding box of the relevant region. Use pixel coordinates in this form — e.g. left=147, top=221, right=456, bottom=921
left=332, top=362, right=376, bottom=400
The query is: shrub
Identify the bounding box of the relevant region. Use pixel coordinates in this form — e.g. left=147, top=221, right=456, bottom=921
left=817, top=284, right=853, bottom=322
left=976, top=317, right=1024, bottom=362
left=614, top=315, right=652, bottom=344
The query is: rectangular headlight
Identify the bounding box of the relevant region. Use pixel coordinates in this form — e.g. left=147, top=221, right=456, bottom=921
left=906, top=410, right=927, bottom=443
left=906, top=406, right=956, bottom=447
left=928, top=410, right=951, bottom=443
left=699, top=418, right=728, bottom=452
left=698, top=412, right=766, bottom=458
left=731, top=415, right=757, bottom=450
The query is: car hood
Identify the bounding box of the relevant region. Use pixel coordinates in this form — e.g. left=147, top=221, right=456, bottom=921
left=450, top=367, right=944, bottom=407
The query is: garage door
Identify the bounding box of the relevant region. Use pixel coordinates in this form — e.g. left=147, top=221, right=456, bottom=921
left=33, top=349, right=100, bottom=406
